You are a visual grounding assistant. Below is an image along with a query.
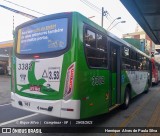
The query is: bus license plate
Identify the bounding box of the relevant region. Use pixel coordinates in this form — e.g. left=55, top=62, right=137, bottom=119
left=24, top=101, right=30, bottom=107
left=30, top=86, right=40, bottom=92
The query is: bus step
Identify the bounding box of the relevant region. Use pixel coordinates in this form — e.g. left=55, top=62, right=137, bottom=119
left=109, top=104, right=120, bottom=111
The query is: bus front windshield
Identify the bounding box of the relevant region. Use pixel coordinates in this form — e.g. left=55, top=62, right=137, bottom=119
left=16, top=18, right=68, bottom=54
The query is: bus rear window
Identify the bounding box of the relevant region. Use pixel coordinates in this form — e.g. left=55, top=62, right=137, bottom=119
left=17, top=18, right=68, bottom=54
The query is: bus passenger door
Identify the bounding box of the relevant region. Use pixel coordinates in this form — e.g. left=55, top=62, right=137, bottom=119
left=109, top=42, right=120, bottom=108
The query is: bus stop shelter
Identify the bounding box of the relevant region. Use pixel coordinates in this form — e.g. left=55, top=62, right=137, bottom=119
left=121, top=0, right=160, bottom=48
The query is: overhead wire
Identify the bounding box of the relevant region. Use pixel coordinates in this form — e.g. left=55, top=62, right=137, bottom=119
left=3, top=0, right=125, bottom=34
left=82, top=0, right=101, bottom=12
left=79, top=0, right=125, bottom=34
left=80, top=0, right=101, bottom=14
left=3, top=0, right=45, bottom=16
left=0, top=4, right=37, bottom=19
left=80, top=0, right=113, bottom=25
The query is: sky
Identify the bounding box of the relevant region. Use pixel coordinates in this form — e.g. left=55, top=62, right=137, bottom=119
left=0, top=0, right=138, bottom=42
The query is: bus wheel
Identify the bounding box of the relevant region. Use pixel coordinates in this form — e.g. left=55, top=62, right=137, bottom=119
left=144, top=82, right=150, bottom=94
left=122, top=87, right=130, bottom=109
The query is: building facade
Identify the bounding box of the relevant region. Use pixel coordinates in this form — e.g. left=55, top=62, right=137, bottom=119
left=0, top=40, right=13, bottom=75
left=122, top=24, right=160, bottom=63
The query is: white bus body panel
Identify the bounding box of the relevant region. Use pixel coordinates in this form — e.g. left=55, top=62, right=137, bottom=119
left=11, top=92, right=80, bottom=119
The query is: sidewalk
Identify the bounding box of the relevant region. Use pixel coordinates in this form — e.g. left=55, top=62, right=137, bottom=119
left=146, top=101, right=160, bottom=127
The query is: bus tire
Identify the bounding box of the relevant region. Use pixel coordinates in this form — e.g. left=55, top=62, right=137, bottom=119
left=122, top=87, right=130, bottom=109
left=144, top=88, right=149, bottom=94
left=144, top=82, right=150, bottom=94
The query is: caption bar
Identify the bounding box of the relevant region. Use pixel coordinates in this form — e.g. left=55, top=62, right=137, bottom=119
left=0, top=127, right=160, bottom=133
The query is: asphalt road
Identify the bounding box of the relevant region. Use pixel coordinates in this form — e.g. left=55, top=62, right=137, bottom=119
left=0, top=76, right=160, bottom=136
left=0, top=76, right=11, bottom=105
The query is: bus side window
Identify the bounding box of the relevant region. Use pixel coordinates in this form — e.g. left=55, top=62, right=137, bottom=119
left=97, top=34, right=107, bottom=52
left=122, top=46, right=130, bottom=70
left=146, top=59, right=149, bottom=70
left=85, top=30, right=96, bottom=48
left=130, top=50, right=137, bottom=70
left=84, top=27, right=108, bottom=69
left=137, top=53, right=142, bottom=70
left=142, top=57, right=147, bottom=70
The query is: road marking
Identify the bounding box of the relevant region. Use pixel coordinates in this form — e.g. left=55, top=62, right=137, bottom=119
left=0, top=103, right=11, bottom=106
left=0, top=113, right=39, bottom=126
left=141, top=100, right=160, bottom=136
left=110, top=91, right=157, bottom=136
left=118, top=92, right=156, bottom=128
left=146, top=101, right=160, bottom=127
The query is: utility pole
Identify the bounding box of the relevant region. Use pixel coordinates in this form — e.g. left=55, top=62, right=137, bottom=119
left=101, top=7, right=104, bottom=27
left=13, top=16, right=15, bottom=39
left=101, top=7, right=108, bottom=27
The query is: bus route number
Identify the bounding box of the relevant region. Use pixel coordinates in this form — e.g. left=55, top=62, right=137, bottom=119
left=18, top=63, right=32, bottom=71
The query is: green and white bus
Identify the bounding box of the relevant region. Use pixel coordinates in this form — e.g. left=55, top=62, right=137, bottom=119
left=11, top=12, right=152, bottom=119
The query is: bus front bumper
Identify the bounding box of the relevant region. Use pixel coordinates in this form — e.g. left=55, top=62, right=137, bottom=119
left=11, top=92, right=80, bottom=119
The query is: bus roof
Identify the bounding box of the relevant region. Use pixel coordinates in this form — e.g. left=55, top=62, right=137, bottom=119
left=76, top=12, right=151, bottom=59
left=16, top=11, right=151, bottom=59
